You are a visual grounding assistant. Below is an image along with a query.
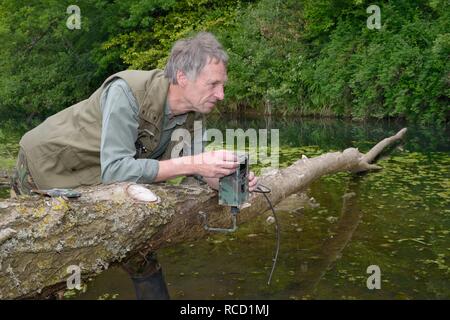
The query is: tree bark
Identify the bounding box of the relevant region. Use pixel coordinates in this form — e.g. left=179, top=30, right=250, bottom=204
left=0, top=128, right=407, bottom=299
left=0, top=170, right=12, bottom=189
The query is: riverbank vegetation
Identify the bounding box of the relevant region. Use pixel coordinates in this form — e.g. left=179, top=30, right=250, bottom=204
left=0, top=0, right=448, bottom=124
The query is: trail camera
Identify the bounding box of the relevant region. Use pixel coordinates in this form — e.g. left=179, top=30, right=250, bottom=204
left=201, top=153, right=249, bottom=233
left=218, top=153, right=249, bottom=208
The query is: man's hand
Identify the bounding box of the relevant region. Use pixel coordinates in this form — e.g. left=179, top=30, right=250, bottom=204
left=248, top=171, right=258, bottom=192
left=157, top=150, right=259, bottom=192
left=192, top=150, right=239, bottom=178
left=204, top=170, right=258, bottom=192
left=155, top=150, right=237, bottom=182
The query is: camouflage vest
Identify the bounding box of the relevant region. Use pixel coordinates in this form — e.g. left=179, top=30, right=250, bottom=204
left=20, top=69, right=201, bottom=189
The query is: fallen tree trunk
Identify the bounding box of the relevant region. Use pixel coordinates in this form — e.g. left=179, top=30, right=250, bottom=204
left=0, top=128, right=407, bottom=299
left=0, top=170, right=12, bottom=189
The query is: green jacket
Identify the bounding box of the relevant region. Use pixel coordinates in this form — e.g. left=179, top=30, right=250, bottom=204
left=20, top=69, right=200, bottom=189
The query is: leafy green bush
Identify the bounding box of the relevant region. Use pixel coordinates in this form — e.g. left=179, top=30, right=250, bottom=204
left=220, top=0, right=449, bottom=123
left=0, top=0, right=447, bottom=124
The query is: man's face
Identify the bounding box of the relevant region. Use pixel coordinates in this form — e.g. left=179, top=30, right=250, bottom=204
left=183, top=59, right=227, bottom=113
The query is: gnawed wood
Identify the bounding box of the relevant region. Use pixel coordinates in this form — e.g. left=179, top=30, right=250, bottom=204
left=0, top=128, right=407, bottom=299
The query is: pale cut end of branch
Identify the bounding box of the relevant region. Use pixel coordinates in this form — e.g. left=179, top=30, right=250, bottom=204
left=126, top=184, right=160, bottom=203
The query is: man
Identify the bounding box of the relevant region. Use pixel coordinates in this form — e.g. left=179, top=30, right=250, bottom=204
left=11, top=32, right=258, bottom=300
left=10, top=32, right=257, bottom=196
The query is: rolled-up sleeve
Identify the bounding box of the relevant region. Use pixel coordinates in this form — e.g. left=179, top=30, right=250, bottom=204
left=100, top=79, right=159, bottom=184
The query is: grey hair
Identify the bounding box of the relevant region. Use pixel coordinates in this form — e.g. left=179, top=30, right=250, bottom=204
left=164, top=32, right=228, bottom=84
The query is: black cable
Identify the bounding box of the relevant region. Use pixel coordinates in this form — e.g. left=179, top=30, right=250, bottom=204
left=254, top=184, right=280, bottom=285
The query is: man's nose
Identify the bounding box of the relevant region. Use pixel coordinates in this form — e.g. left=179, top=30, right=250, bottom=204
left=214, top=85, right=224, bottom=100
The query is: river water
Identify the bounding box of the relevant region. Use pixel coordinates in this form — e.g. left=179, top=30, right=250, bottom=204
left=1, top=116, right=448, bottom=299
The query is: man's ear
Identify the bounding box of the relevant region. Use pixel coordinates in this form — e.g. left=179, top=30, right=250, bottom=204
left=177, top=70, right=188, bottom=87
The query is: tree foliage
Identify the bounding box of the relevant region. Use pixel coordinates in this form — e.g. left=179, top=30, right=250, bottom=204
left=0, top=0, right=448, bottom=124
left=221, top=0, right=449, bottom=123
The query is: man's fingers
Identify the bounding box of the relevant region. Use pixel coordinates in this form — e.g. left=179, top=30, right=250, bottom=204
left=217, top=168, right=236, bottom=177
left=219, top=161, right=240, bottom=169
left=248, top=171, right=258, bottom=192
left=215, top=150, right=237, bottom=162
